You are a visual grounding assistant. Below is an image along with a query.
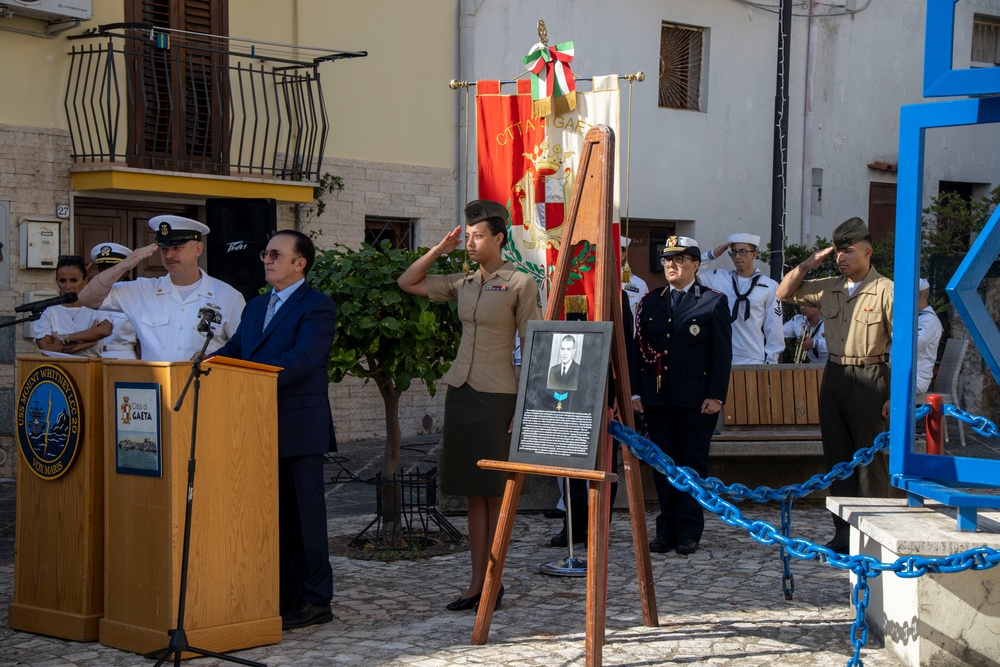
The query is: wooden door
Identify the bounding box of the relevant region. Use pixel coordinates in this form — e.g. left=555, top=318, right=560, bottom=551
left=868, top=182, right=897, bottom=243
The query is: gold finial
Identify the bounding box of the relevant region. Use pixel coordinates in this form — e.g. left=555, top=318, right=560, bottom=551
left=537, top=19, right=548, bottom=45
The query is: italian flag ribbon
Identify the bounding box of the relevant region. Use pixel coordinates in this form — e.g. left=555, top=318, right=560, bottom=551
left=522, top=41, right=577, bottom=117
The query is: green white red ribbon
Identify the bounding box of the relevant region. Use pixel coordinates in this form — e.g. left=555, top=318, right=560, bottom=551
left=522, top=40, right=577, bottom=117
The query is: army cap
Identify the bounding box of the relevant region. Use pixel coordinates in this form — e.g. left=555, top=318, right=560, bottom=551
left=660, top=235, right=701, bottom=260
left=832, top=217, right=871, bottom=250
left=149, top=215, right=210, bottom=247
left=464, top=199, right=509, bottom=225
left=90, top=242, right=133, bottom=266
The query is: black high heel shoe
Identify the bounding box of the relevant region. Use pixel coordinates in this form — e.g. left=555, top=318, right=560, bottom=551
left=446, top=592, right=481, bottom=611
left=474, top=584, right=505, bottom=612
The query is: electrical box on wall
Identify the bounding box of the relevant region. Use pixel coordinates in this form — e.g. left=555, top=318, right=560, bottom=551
left=0, top=0, right=93, bottom=21
left=19, top=218, right=60, bottom=269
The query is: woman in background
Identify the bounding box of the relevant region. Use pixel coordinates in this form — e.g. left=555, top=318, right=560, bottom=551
left=398, top=199, right=541, bottom=612
left=34, top=255, right=111, bottom=357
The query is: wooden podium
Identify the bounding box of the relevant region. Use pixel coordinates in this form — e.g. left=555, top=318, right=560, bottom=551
left=10, top=355, right=106, bottom=641
left=98, top=359, right=281, bottom=655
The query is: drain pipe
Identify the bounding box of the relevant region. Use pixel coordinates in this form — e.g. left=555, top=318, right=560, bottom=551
left=800, top=0, right=819, bottom=247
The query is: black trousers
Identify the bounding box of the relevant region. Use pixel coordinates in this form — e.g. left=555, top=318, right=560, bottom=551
left=645, top=405, right=716, bottom=545
left=561, top=441, right=620, bottom=539
left=819, top=362, right=892, bottom=541
left=278, top=454, right=333, bottom=606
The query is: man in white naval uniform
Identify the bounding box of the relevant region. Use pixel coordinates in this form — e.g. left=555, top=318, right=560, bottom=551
left=621, top=236, right=649, bottom=321
left=90, top=242, right=139, bottom=359
left=916, top=278, right=943, bottom=393
left=698, top=233, right=784, bottom=365
left=782, top=304, right=828, bottom=364
left=78, top=215, right=244, bottom=361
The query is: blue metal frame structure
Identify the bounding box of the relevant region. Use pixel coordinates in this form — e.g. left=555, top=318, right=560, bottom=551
left=890, top=0, right=1000, bottom=531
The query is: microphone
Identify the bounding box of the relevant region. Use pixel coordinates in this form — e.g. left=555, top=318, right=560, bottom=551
left=197, top=308, right=220, bottom=333
left=15, top=293, right=78, bottom=313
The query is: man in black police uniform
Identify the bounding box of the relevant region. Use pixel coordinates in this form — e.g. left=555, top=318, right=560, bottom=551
left=631, top=236, right=732, bottom=555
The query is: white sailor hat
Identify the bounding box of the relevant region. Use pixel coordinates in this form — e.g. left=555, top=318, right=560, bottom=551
left=149, top=215, right=210, bottom=246
left=919, top=278, right=930, bottom=291
left=90, top=242, right=133, bottom=266
left=660, top=235, right=701, bottom=259
left=727, top=233, right=761, bottom=248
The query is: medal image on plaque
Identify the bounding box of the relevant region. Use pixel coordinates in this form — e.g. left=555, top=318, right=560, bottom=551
left=509, top=320, right=613, bottom=470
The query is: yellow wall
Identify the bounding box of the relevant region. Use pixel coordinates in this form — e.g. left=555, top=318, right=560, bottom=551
left=0, top=1, right=124, bottom=129
left=0, top=0, right=455, bottom=168
left=231, top=0, right=456, bottom=169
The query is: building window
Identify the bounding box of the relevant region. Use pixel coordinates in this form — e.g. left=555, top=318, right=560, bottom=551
left=972, top=14, right=1000, bottom=67
left=365, top=216, right=415, bottom=251
left=659, top=22, right=705, bottom=111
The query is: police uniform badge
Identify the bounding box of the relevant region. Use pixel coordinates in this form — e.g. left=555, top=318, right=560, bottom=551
left=689, top=324, right=701, bottom=336
left=16, top=365, right=83, bottom=480
left=666, top=236, right=679, bottom=248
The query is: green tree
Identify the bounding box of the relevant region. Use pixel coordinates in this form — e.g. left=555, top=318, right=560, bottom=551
left=308, top=242, right=462, bottom=541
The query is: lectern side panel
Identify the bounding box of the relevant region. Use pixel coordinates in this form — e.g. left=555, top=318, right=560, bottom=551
left=101, top=363, right=177, bottom=633
left=184, top=366, right=280, bottom=628
left=11, top=357, right=104, bottom=640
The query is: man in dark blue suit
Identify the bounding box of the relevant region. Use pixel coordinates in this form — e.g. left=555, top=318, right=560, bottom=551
left=214, top=229, right=337, bottom=630
left=631, top=236, right=732, bottom=556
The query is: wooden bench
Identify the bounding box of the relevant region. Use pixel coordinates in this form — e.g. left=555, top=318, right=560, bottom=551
left=712, top=364, right=825, bottom=457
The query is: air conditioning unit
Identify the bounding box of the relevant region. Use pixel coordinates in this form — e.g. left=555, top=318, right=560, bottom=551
left=0, top=0, right=93, bottom=21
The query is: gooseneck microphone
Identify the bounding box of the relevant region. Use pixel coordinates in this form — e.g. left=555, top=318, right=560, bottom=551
left=15, top=292, right=78, bottom=313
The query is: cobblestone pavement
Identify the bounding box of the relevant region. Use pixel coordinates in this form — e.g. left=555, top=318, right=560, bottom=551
left=0, top=431, right=918, bottom=667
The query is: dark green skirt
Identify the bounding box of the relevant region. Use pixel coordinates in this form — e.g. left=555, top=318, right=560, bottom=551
left=440, top=384, right=516, bottom=497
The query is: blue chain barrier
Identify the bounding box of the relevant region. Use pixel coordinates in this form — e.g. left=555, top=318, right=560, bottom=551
left=943, top=404, right=1000, bottom=439
left=609, top=418, right=1000, bottom=667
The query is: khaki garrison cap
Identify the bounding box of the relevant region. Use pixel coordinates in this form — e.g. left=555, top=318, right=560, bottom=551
left=464, top=200, right=509, bottom=225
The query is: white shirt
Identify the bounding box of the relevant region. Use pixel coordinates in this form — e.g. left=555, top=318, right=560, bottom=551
left=101, top=311, right=138, bottom=359
left=99, top=269, right=245, bottom=362
left=698, top=258, right=784, bottom=365
left=33, top=304, right=109, bottom=358
left=782, top=313, right=828, bottom=365
left=916, top=306, right=943, bottom=393
left=622, top=273, right=649, bottom=322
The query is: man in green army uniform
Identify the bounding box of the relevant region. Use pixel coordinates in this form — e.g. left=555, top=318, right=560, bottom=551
left=776, top=217, right=894, bottom=554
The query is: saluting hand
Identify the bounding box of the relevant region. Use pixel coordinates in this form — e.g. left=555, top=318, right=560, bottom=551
left=801, top=246, right=834, bottom=271
left=433, top=226, right=463, bottom=256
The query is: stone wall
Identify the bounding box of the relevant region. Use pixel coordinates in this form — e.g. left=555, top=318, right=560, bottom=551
left=0, top=125, right=76, bottom=480
left=952, top=276, right=1000, bottom=425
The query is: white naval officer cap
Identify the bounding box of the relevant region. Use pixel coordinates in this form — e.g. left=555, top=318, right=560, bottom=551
left=620, top=235, right=632, bottom=248
left=90, top=242, right=133, bottom=266
left=150, top=215, right=210, bottom=247
left=727, top=233, right=761, bottom=248
left=661, top=235, right=701, bottom=259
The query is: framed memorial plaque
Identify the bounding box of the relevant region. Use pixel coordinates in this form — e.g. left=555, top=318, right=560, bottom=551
left=509, top=320, right=613, bottom=470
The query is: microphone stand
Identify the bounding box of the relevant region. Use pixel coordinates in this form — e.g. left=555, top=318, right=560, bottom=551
left=0, top=310, right=42, bottom=330
left=145, top=320, right=266, bottom=667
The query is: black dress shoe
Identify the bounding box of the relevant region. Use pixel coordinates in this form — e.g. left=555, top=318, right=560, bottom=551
left=675, top=541, right=699, bottom=555
left=549, top=528, right=586, bottom=548
left=281, top=601, right=332, bottom=630
left=446, top=592, right=481, bottom=611
left=543, top=508, right=566, bottom=519
left=474, top=585, right=505, bottom=612
left=824, top=539, right=849, bottom=555
left=649, top=538, right=677, bottom=553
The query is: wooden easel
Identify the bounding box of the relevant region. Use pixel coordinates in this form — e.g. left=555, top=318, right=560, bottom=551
left=472, top=125, right=658, bottom=667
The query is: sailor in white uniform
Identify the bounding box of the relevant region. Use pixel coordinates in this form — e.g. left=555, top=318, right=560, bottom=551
left=77, top=215, right=245, bottom=362
left=698, top=232, right=784, bottom=365
left=621, top=235, right=649, bottom=322
left=782, top=304, right=828, bottom=364
left=916, top=278, right=943, bottom=393
left=90, top=242, right=140, bottom=359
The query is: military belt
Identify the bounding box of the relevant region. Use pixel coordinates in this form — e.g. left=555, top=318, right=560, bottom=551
left=828, top=353, right=888, bottom=367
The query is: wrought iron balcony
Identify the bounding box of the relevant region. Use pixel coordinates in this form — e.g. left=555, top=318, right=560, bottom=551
left=66, top=24, right=365, bottom=182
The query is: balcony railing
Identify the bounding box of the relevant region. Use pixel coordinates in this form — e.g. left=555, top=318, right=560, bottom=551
left=66, top=25, right=365, bottom=182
